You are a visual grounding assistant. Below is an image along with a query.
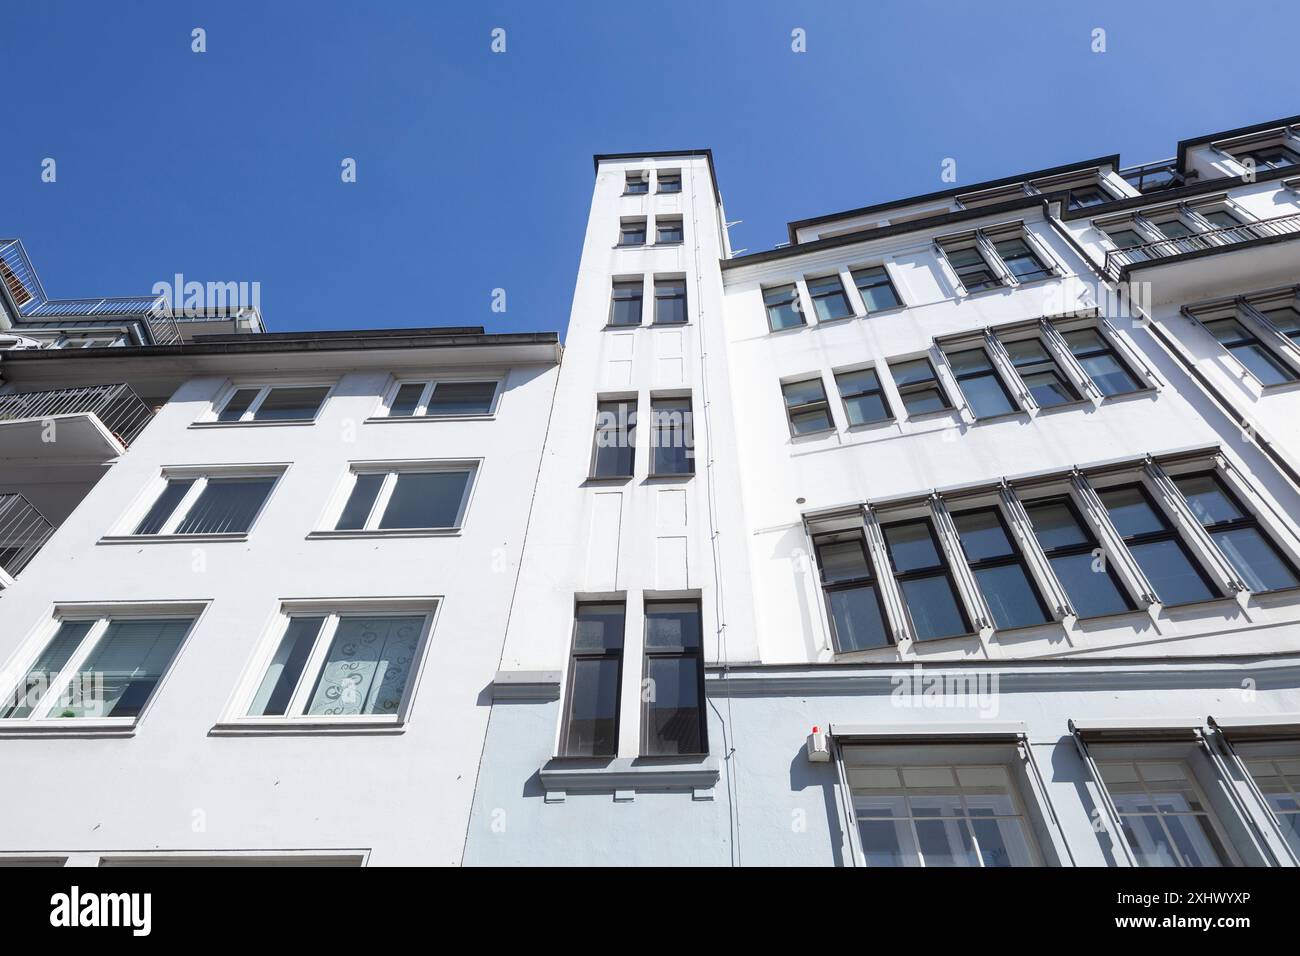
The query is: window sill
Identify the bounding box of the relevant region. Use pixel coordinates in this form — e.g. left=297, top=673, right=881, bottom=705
left=365, top=414, right=495, bottom=424
left=99, top=533, right=249, bottom=545
left=767, top=322, right=810, bottom=335
left=604, top=323, right=643, bottom=331
left=1158, top=594, right=1238, bottom=615
left=614, top=243, right=647, bottom=250
left=209, top=719, right=406, bottom=737
left=902, top=406, right=959, bottom=424
left=539, top=754, right=719, bottom=799
left=1098, top=387, right=1157, bottom=405
left=584, top=474, right=635, bottom=483
left=862, top=303, right=909, bottom=319
left=1031, top=397, right=1093, bottom=416
left=845, top=417, right=898, bottom=432
left=190, top=419, right=319, bottom=429
left=789, top=427, right=837, bottom=442
left=307, top=528, right=462, bottom=540
left=0, top=720, right=136, bottom=738
left=1259, top=377, right=1300, bottom=395
left=966, top=408, right=1030, bottom=426
left=647, top=471, right=695, bottom=481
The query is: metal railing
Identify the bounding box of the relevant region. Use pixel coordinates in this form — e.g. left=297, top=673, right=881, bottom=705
left=1119, top=158, right=1187, bottom=195
left=0, top=382, right=155, bottom=447
left=1102, top=211, right=1300, bottom=280
left=0, top=493, right=54, bottom=580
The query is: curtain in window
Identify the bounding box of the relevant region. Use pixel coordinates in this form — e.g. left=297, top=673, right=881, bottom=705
left=306, top=616, right=424, bottom=716
left=61, top=619, right=192, bottom=719
left=175, top=478, right=276, bottom=534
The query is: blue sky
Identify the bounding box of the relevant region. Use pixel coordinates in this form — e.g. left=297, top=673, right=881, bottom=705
left=2, top=1, right=1295, bottom=339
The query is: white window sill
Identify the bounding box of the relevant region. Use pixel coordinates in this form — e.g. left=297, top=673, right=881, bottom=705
left=539, top=755, right=719, bottom=800
left=364, top=414, right=496, bottom=424
left=307, top=528, right=462, bottom=540
left=99, top=533, right=249, bottom=545
left=0, top=719, right=136, bottom=738
left=210, top=718, right=406, bottom=737
left=190, top=419, right=319, bottom=429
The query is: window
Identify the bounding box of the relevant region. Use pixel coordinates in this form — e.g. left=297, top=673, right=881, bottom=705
left=649, top=397, right=693, bottom=476
left=848, top=762, right=1039, bottom=867
left=991, top=236, right=1051, bottom=283
left=1255, top=303, right=1300, bottom=343
left=882, top=518, right=971, bottom=641
left=1172, top=472, right=1299, bottom=593
left=1201, top=317, right=1297, bottom=385
left=1062, top=328, right=1142, bottom=396
left=624, top=172, right=649, bottom=195
left=813, top=529, right=891, bottom=651
left=1, top=615, right=195, bottom=722
left=889, top=357, right=951, bottom=416
left=609, top=279, right=644, bottom=327
left=1023, top=497, right=1134, bottom=618
left=1200, top=208, right=1245, bottom=230
left=835, top=367, right=892, bottom=426
left=653, top=277, right=687, bottom=325
left=245, top=610, right=433, bottom=720
left=952, top=508, right=1050, bottom=630
left=385, top=380, right=498, bottom=417
left=1067, top=185, right=1110, bottom=210
left=1097, top=761, right=1231, bottom=867
left=806, top=274, right=853, bottom=322
left=131, top=473, right=278, bottom=537
left=215, top=385, right=330, bottom=423
left=331, top=465, right=475, bottom=532
left=1098, top=484, right=1219, bottom=606
left=1152, top=216, right=1198, bottom=241
left=763, top=283, right=804, bottom=331
left=1233, top=144, right=1300, bottom=171
left=618, top=218, right=647, bottom=247
left=781, top=377, right=833, bottom=436
left=641, top=601, right=706, bottom=756
left=1104, top=226, right=1151, bottom=261
left=655, top=217, right=683, bottom=244
left=1242, top=756, right=1300, bottom=858
left=1003, top=338, right=1080, bottom=407
left=948, top=347, right=1017, bottom=418
left=851, top=266, right=902, bottom=312
left=591, top=399, right=636, bottom=478
left=656, top=171, right=681, bottom=194
left=562, top=602, right=624, bottom=756
left=943, top=245, right=1001, bottom=292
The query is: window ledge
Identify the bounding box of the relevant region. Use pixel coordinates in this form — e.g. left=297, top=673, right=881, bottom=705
left=539, top=755, right=719, bottom=798
left=1158, top=594, right=1240, bottom=615
left=0, top=720, right=136, bottom=739
left=1259, top=377, right=1300, bottom=395
left=1247, top=585, right=1300, bottom=608
left=646, top=472, right=695, bottom=481
left=1097, top=387, right=1158, bottom=405
left=99, top=533, right=249, bottom=545
left=862, top=303, right=909, bottom=319
left=364, top=414, right=495, bottom=424
left=902, top=407, right=959, bottom=424
left=584, top=474, right=635, bottom=483
left=966, top=408, right=1031, bottom=426
left=306, top=528, right=462, bottom=540
left=845, top=418, right=898, bottom=432
left=209, top=719, right=406, bottom=737
left=1031, top=397, right=1093, bottom=416
left=190, top=420, right=318, bottom=429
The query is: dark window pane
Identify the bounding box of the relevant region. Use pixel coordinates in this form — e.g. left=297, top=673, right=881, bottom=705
left=764, top=284, right=803, bottom=330
left=899, top=576, right=968, bottom=640
left=565, top=658, right=620, bottom=756
left=217, top=388, right=260, bottom=422
left=1258, top=306, right=1300, bottom=339
left=1022, top=371, right=1076, bottom=407
left=1100, top=486, right=1166, bottom=537
left=645, top=603, right=701, bottom=649
left=656, top=220, right=683, bottom=243
left=900, top=388, right=948, bottom=415
left=891, top=359, right=938, bottom=387
left=974, top=564, right=1049, bottom=629
left=644, top=656, right=703, bottom=755
left=1130, top=539, right=1216, bottom=605
left=1078, top=352, right=1140, bottom=395
left=252, top=386, right=329, bottom=421
left=790, top=409, right=833, bottom=434
left=1025, top=502, right=1090, bottom=550
left=592, top=402, right=636, bottom=476
left=247, top=616, right=325, bottom=716
left=853, top=267, right=901, bottom=312
left=1051, top=552, right=1132, bottom=617
left=884, top=522, right=942, bottom=572
left=426, top=382, right=497, bottom=416
left=133, top=479, right=196, bottom=535
left=65, top=619, right=192, bottom=719
left=175, top=477, right=276, bottom=535
left=961, top=373, right=1017, bottom=417
left=827, top=585, right=889, bottom=651
left=817, top=539, right=871, bottom=585
left=953, top=510, right=1013, bottom=562
left=377, top=471, right=471, bottom=529
left=1, top=620, right=93, bottom=719
left=335, top=473, right=385, bottom=530
left=808, top=275, right=853, bottom=322
left=389, top=383, right=425, bottom=417
left=1212, top=527, right=1299, bottom=592
left=844, top=392, right=890, bottom=425
left=993, top=237, right=1050, bottom=281
left=574, top=604, right=625, bottom=652
left=1173, top=475, right=1242, bottom=524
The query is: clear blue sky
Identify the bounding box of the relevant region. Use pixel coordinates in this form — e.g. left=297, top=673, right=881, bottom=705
left=2, top=1, right=1295, bottom=340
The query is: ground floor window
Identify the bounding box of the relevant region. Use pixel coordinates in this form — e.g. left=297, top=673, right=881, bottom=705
left=1097, top=760, right=1231, bottom=866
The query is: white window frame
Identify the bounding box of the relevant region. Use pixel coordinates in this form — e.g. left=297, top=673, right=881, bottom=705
left=218, top=598, right=440, bottom=732
left=200, top=381, right=336, bottom=426
left=105, top=464, right=287, bottom=541
left=373, top=376, right=503, bottom=421
left=0, top=602, right=206, bottom=735
left=312, top=459, right=480, bottom=537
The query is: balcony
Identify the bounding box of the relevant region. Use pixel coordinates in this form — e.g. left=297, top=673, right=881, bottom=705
left=0, top=383, right=155, bottom=462
left=1118, top=158, right=1188, bottom=195
left=0, top=493, right=54, bottom=587
left=1102, top=211, right=1300, bottom=304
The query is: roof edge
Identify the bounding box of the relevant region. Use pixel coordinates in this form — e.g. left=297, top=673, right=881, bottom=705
left=593, top=149, right=721, bottom=205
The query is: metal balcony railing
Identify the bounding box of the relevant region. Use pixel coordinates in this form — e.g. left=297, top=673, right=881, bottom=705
left=0, top=493, right=54, bottom=580
left=1102, top=211, right=1300, bottom=280
left=0, top=383, right=155, bottom=447
left=1119, top=159, right=1187, bottom=195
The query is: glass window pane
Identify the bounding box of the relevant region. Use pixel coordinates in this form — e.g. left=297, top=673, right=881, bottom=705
left=388, top=383, right=425, bottom=417
left=961, top=373, right=1017, bottom=417
left=174, top=477, right=276, bottom=535
left=426, top=382, right=497, bottom=416
left=1100, top=487, right=1165, bottom=537
left=890, top=359, right=937, bottom=387
left=644, top=656, right=703, bottom=755
left=54, top=619, right=192, bottom=719
left=247, top=616, right=325, bottom=716
left=974, top=563, right=1049, bottom=629
left=1212, top=527, right=1299, bottom=592
left=574, top=604, right=625, bottom=652
left=817, top=538, right=871, bottom=584
left=610, top=297, right=642, bottom=325
left=645, top=603, right=702, bottom=649
left=564, top=658, right=620, bottom=756
left=790, top=409, right=833, bottom=434
left=252, top=386, right=329, bottom=421
left=1, top=621, right=93, bottom=719
left=953, top=510, right=1013, bottom=562
left=305, top=615, right=426, bottom=717
left=217, top=388, right=260, bottom=422
left=1022, top=370, right=1076, bottom=407
left=592, top=402, right=635, bottom=476
left=900, top=576, right=969, bottom=640
left=900, top=388, right=948, bottom=415
left=1172, top=474, right=1241, bottom=524
left=782, top=379, right=827, bottom=407
left=884, top=522, right=941, bottom=572
left=133, top=479, right=196, bottom=535
left=764, top=285, right=802, bottom=330
left=1025, top=502, right=1090, bottom=550
left=1050, top=552, right=1132, bottom=617
left=844, top=393, right=891, bottom=425
left=335, top=473, right=385, bottom=530
left=377, top=471, right=471, bottom=529
left=827, top=585, right=890, bottom=651
left=1129, top=539, right=1216, bottom=605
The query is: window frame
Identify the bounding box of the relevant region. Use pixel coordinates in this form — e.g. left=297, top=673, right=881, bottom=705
left=946, top=345, right=1020, bottom=419
left=762, top=283, right=805, bottom=332
left=781, top=376, right=835, bottom=438
left=589, top=398, right=638, bottom=479
left=812, top=528, right=893, bottom=653
left=880, top=516, right=974, bottom=642
left=951, top=506, right=1051, bottom=631
left=652, top=276, right=688, bottom=326
left=560, top=601, right=626, bottom=758
left=315, top=460, right=480, bottom=536
left=889, top=356, right=953, bottom=418
left=939, top=241, right=1004, bottom=294
left=648, top=395, right=694, bottom=477
left=617, top=217, right=647, bottom=247
left=623, top=172, right=650, bottom=195
left=1022, top=494, right=1136, bottom=619
left=850, top=265, right=903, bottom=313
left=1199, top=314, right=1299, bottom=386
left=111, top=466, right=286, bottom=541
left=376, top=377, right=503, bottom=420
left=805, top=273, right=854, bottom=323
left=654, top=216, right=684, bottom=245
left=205, top=382, right=335, bottom=426
left=1000, top=335, right=1083, bottom=408
left=655, top=171, right=682, bottom=194
left=835, top=366, right=894, bottom=427
left=223, top=599, right=440, bottom=730
left=1060, top=325, right=1145, bottom=397
left=608, top=278, right=645, bottom=328
left=640, top=599, right=708, bottom=757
